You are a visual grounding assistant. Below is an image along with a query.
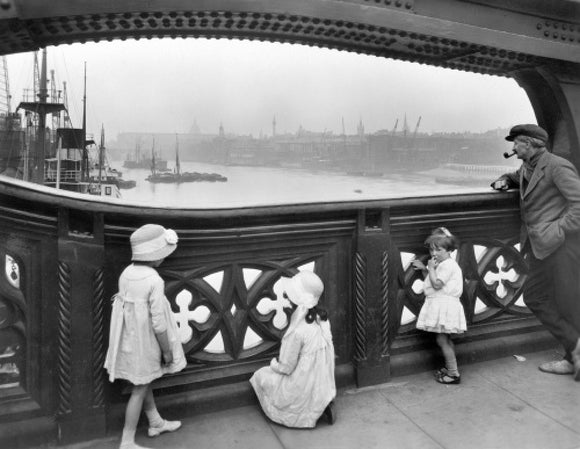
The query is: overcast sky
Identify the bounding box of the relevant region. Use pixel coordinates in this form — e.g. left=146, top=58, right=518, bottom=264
left=5, top=38, right=536, bottom=141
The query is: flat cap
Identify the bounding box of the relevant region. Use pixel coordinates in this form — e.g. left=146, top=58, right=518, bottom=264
left=505, top=124, right=548, bottom=143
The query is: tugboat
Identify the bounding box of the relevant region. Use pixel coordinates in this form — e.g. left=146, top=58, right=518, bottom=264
left=89, top=126, right=137, bottom=192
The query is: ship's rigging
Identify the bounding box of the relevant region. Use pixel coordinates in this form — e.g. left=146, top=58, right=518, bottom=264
left=0, top=56, right=24, bottom=178
left=0, top=48, right=130, bottom=197
left=1, top=56, right=11, bottom=115
left=17, top=49, right=66, bottom=184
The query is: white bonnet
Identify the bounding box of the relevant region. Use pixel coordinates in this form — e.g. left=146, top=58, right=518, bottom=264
left=280, top=271, right=324, bottom=309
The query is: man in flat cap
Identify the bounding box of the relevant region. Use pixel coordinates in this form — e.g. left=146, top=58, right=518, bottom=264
left=492, top=124, right=580, bottom=380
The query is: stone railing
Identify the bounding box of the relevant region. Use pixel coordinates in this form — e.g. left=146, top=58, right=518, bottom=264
left=0, top=177, right=553, bottom=445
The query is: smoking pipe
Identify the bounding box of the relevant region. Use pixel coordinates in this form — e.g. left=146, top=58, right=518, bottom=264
left=503, top=150, right=516, bottom=158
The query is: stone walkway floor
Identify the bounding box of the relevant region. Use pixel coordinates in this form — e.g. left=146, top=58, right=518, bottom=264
left=27, top=349, right=580, bottom=449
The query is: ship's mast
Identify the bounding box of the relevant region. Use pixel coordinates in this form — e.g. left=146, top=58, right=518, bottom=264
left=32, top=52, right=39, bottom=102
left=34, top=49, right=48, bottom=184
left=99, top=124, right=105, bottom=185
left=62, top=81, right=70, bottom=127
left=16, top=48, right=65, bottom=184
left=81, top=62, right=88, bottom=181
left=150, top=136, right=156, bottom=176
left=50, top=69, right=61, bottom=130
left=175, top=134, right=180, bottom=175
left=0, top=56, right=11, bottom=114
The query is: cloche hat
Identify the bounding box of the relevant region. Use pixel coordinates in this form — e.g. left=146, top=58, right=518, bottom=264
left=130, top=224, right=178, bottom=262
left=505, top=124, right=548, bottom=144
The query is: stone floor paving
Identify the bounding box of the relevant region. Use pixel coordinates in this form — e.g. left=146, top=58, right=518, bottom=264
left=27, top=349, right=580, bottom=449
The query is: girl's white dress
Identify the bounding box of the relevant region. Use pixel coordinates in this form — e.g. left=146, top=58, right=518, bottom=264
left=104, top=264, right=186, bottom=385
left=416, top=258, right=467, bottom=334
left=250, top=316, right=336, bottom=428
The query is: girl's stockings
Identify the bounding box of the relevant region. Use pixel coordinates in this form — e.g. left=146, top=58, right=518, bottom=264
left=143, top=386, right=164, bottom=428
left=143, top=384, right=182, bottom=437
left=120, top=384, right=149, bottom=449
left=436, top=333, right=459, bottom=376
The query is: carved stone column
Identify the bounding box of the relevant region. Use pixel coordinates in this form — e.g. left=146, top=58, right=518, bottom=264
left=55, top=208, right=106, bottom=444
left=353, top=209, right=397, bottom=387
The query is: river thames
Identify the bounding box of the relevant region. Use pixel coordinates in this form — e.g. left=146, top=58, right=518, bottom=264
left=113, top=161, right=515, bottom=208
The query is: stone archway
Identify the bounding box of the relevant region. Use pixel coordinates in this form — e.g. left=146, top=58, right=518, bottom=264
left=515, top=67, right=580, bottom=167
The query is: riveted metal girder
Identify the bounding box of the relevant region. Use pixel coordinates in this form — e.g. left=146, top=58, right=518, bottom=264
left=0, top=0, right=578, bottom=76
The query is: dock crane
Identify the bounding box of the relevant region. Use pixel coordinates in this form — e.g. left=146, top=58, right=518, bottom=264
left=413, top=116, right=422, bottom=139
left=409, top=116, right=422, bottom=150
left=391, top=118, right=399, bottom=136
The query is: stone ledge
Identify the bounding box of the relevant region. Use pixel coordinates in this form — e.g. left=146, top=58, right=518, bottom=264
left=0, top=415, right=56, bottom=449
left=1, top=329, right=556, bottom=447
left=105, top=362, right=355, bottom=434
left=390, top=328, right=556, bottom=377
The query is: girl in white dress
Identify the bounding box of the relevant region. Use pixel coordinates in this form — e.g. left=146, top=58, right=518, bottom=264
left=250, top=271, right=336, bottom=428
left=412, top=227, right=466, bottom=384
left=104, top=224, right=187, bottom=449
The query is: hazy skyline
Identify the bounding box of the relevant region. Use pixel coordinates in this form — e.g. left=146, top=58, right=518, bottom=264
left=5, top=38, right=536, bottom=141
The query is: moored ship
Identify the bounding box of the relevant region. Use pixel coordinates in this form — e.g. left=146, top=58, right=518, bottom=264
left=88, top=125, right=136, bottom=196
left=0, top=112, right=24, bottom=178
left=9, top=49, right=126, bottom=199
left=146, top=135, right=227, bottom=183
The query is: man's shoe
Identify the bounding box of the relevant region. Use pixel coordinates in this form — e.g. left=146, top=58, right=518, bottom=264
left=538, top=360, right=574, bottom=375
left=572, top=338, right=580, bottom=381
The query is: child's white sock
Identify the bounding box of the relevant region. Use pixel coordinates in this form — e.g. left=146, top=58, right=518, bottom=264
left=145, top=408, right=164, bottom=428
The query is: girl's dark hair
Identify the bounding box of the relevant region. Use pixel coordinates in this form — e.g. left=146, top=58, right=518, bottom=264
left=424, top=227, right=459, bottom=251
left=132, top=260, right=155, bottom=266
left=305, top=306, right=328, bottom=324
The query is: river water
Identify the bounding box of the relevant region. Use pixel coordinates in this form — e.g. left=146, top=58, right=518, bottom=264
left=114, top=161, right=503, bottom=208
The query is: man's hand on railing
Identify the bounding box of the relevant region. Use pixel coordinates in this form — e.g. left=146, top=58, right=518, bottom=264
left=491, top=179, right=509, bottom=191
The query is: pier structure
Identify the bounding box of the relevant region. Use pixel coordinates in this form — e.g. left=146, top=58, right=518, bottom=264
left=0, top=0, right=579, bottom=446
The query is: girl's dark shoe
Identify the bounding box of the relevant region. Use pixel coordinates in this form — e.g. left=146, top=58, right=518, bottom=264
left=435, top=372, right=461, bottom=385
left=323, top=402, right=336, bottom=425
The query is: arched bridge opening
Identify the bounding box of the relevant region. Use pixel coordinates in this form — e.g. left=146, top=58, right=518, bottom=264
left=1, top=0, right=579, bottom=165
left=0, top=1, right=579, bottom=446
